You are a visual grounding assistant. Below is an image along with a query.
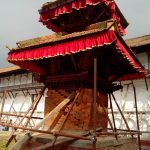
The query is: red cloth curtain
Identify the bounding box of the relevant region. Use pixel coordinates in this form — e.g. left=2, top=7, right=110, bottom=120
left=8, top=30, right=117, bottom=74
left=39, top=0, right=125, bottom=35
left=8, top=30, right=116, bottom=61
left=39, top=0, right=107, bottom=32
left=8, top=30, right=146, bottom=79
left=115, top=39, right=144, bottom=72
left=114, top=39, right=146, bottom=80
left=10, top=61, right=45, bottom=74
left=39, top=0, right=106, bottom=20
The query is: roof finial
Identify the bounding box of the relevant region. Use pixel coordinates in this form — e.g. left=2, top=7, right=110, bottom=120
left=6, top=45, right=14, bottom=51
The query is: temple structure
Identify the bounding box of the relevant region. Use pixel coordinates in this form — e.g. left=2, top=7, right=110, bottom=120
left=4, top=0, right=147, bottom=149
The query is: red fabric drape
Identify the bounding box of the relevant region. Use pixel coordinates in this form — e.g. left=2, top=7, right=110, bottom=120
left=8, top=30, right=116, bottom=61
left=115, top=39, right=144, bottom=73
left=39, top=0, right=107, bottom=32
left=39, top=0, right=125, bottom=35
left=114, top=39, right=146, bottom=80
left=39, top=0, right=106, bottom=20
left=8, top=30, right=146, bottom=79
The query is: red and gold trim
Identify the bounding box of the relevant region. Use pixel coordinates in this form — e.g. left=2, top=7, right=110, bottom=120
left=8, top=30, right=146, bottom=80
left=39, top=0, right=126, bottom=35
left=8, top=30, right=116, bottom=61
left=39, top=0, right=107, bottom=20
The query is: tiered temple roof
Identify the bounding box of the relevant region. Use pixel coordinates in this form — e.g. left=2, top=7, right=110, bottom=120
left=39, top=0, right=128, bottom=35
left=7, top=0, right=146, bottom=92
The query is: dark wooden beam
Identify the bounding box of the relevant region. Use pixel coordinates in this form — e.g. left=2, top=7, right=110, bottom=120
left=45, top=72, right=88, bottom=83
left=71, top=55, right=78, bottom=72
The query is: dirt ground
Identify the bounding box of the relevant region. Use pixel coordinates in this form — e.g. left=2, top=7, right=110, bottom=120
left=0, top=132, right=11, bottom=150
left=0, top=131, right=23, bottom=150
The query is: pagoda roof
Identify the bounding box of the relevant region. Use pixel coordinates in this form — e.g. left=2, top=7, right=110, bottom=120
left=15, top=20, right=116, bottom=50
left=7, top=21, right=146, bottom=82
left=39, top=0, right=128, bottom=35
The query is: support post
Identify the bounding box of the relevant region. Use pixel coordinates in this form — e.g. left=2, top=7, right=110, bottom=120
left=131, top=81, right=141, bottom=150
left=6, top=86, right=46, bottom=147
left=109, top=94, right=118, bottom=140
left=111, top=93, right=133, bottom=138
left=93, top=58, right=97, bottom=144
left=8, top=93, right=76, bottom=150
left=40, top=91, right=80, bottom=149
left=24, top=88, right=45, bottom=128
left=97, top=93, right=114, bottom=133
left=0, top=90, right=7, bottom=122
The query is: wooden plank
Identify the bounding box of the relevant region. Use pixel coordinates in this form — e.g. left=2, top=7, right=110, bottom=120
left=9, top=92, right=75, bottom=150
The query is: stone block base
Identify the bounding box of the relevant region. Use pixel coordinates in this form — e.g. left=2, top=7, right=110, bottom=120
left=23, top=135, right=138, bottom=150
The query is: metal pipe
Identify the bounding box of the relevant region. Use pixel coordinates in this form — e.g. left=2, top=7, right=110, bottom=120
left=51, top=91, right=80, bottom=147
left=0, top=122, right=91, bottom=141
left=131, top=81, right=141, bottom=150
left=111, top=93, right=133, bottom=138
left=93, top=58, right=97, bottom=143
left=108, top=128, right=150, bottom=134
left=0, top=112, right=43, bottom=120
left=97, top=132, right=138, bottom=136
left=109, top=94, right=118, bottom=140
left=24, top=87, right=46, bottom=127
left=0, top=122, right=142, bottom=144
left=144, top=78, right=148, bottom=91
left=97, top=93, right=114, bottom=133
left=6, top=86, right=46, bottom=147
left=0, top=90, right=7, bottom=122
